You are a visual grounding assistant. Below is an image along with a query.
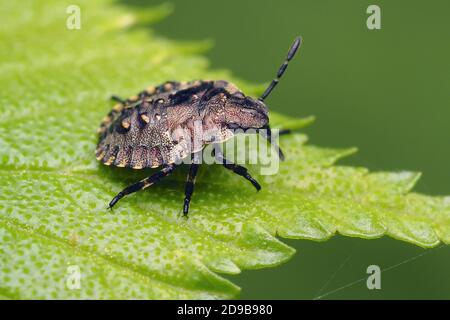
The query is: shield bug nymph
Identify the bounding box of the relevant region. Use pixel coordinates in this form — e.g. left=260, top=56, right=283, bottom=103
left=96, top=37, right=302, bottom=215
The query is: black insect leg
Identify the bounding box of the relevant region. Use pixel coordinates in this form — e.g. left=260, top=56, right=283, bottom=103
left=257, top=126, right=288, bottom=161
left=213, top=145, right=261, bottom=191
left=183, top=162, right=200, bottom=216
left=108, top=164, right=176, bottom=209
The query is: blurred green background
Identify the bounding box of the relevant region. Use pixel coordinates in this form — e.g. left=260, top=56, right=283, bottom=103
left=123, top=0, right=450, bottom=299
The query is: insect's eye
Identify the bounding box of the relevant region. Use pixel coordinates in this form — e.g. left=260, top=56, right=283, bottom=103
left=233, top=92, right=245, bottom=98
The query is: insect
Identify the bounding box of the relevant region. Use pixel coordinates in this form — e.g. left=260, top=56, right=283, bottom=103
left=96, top=36, right=302, bottom=215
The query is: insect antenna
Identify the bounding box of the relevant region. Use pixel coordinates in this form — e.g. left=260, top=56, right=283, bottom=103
left=258, top=36, right=302, bottom=161
left=259, top=36, right=302, bottom=102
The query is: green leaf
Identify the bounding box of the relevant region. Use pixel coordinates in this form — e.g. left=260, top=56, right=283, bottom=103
left=0, top=0, right=448, bottom=299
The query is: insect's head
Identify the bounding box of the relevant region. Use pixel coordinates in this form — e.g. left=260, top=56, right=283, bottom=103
left=223, top=93, right=269, bottom=130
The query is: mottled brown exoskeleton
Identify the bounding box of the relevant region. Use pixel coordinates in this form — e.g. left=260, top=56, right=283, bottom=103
left=96, top=37, right=302, bottom=215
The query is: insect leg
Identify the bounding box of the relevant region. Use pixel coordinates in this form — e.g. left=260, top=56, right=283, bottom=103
left=259, top=127, right=285, bottom=161
left=108, top=164, right=176, bottom=209
left=183, top=153, right=201, bottom=216
left=183, top=162, right=200, bottom=216
left=213, top=145, right=261, bottom=191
